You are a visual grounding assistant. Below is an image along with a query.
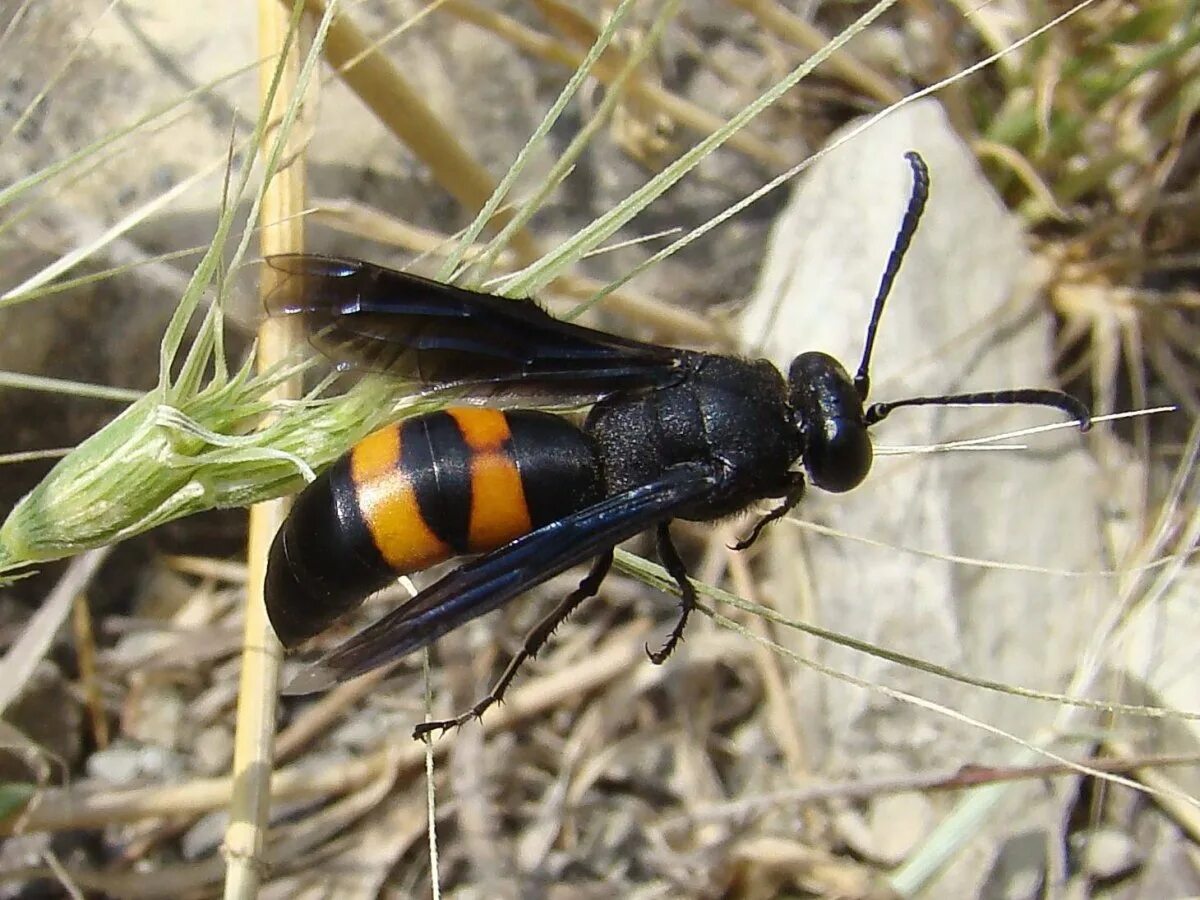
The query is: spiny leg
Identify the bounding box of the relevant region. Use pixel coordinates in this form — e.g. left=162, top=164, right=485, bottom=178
left=413, top=550, right=615, bottom=739
left=648, top=522, right=696, bottom=665
left=729, top=473, right=806, bottom=552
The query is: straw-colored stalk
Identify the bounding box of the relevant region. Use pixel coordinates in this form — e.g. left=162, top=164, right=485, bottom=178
left=221, top=2, right=307, bottom=897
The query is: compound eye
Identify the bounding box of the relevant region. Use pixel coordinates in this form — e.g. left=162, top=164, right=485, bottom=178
left=807, top=417, right=872, bottom=493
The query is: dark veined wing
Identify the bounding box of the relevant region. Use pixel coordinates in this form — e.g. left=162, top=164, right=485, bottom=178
left=264, top=254, right=685, bottom=396
left=283, top=462, right=719, bottom=694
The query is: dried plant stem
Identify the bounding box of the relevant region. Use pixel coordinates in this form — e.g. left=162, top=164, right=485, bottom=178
left=445, top=0, right=790, bottom=169
left=273, top=666, right=395, bottom=764
left=0, top=548, right=110, bottom=716
left=300, top=0, right=537, bottom=261
left=724, top=533, right=808, bottom=774
left=221, top=3, right=307, bottom=897
left=6, top=622, right=648, bottom=836
left=725, top=0, right=902, bottom=105
left=70, top=590, right=109, bottom=749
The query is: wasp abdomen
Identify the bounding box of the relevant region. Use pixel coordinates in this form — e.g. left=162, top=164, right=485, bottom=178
left=266, top=407, right=602, bottom=648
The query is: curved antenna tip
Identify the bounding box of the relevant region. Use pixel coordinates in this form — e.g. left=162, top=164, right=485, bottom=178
left=854, top=152, right=933, bottom=400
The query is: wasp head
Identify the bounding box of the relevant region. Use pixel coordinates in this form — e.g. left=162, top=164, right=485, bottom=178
left=788, top=351, right=872, bottom=493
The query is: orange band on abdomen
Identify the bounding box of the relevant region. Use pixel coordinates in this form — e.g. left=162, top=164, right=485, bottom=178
left=350, top=425, right=451, bottom=573
left=447, top=408, right=534, bottom=553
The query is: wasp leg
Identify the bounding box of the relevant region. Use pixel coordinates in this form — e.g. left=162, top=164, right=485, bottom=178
left=647, top=522, right=696, bottom=665
left=729, top=473, right=806, bottom=552
left=413, top=550, right=615, bottom=739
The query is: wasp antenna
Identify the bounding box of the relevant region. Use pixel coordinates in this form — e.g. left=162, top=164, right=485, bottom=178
left=854, top=151, right=931, bottom=401
left=864, top=389, right=1092, bottom=432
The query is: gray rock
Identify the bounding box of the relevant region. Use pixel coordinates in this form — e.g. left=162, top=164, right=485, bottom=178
left=741, top=100, right=1109, bottom=894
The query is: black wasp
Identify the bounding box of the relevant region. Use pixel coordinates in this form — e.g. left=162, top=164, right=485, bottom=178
left=264, top=152, right=1091, bottom=737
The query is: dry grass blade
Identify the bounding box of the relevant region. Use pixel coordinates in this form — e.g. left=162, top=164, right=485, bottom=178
left=69, top=590, right=108, bottom=749
left=0, top=548, right=110, bottom=716
left=2, top=621, right=647, bottom=837
left=299, top=0, right=538, bottom=260
left=672, top=752, right=1200, bottom=826
left=273, top=666, right=397, bottom=765
left=725, top=0, right=902, bottom=105
left=220, top=1, right=309, bottom=896
left=446, top=0, right=790, bottom=169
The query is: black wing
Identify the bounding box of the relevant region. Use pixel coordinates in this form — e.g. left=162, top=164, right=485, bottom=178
left=265, top=254, right=685, bottom=396
left=283, top=462, right=719, bottom=694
